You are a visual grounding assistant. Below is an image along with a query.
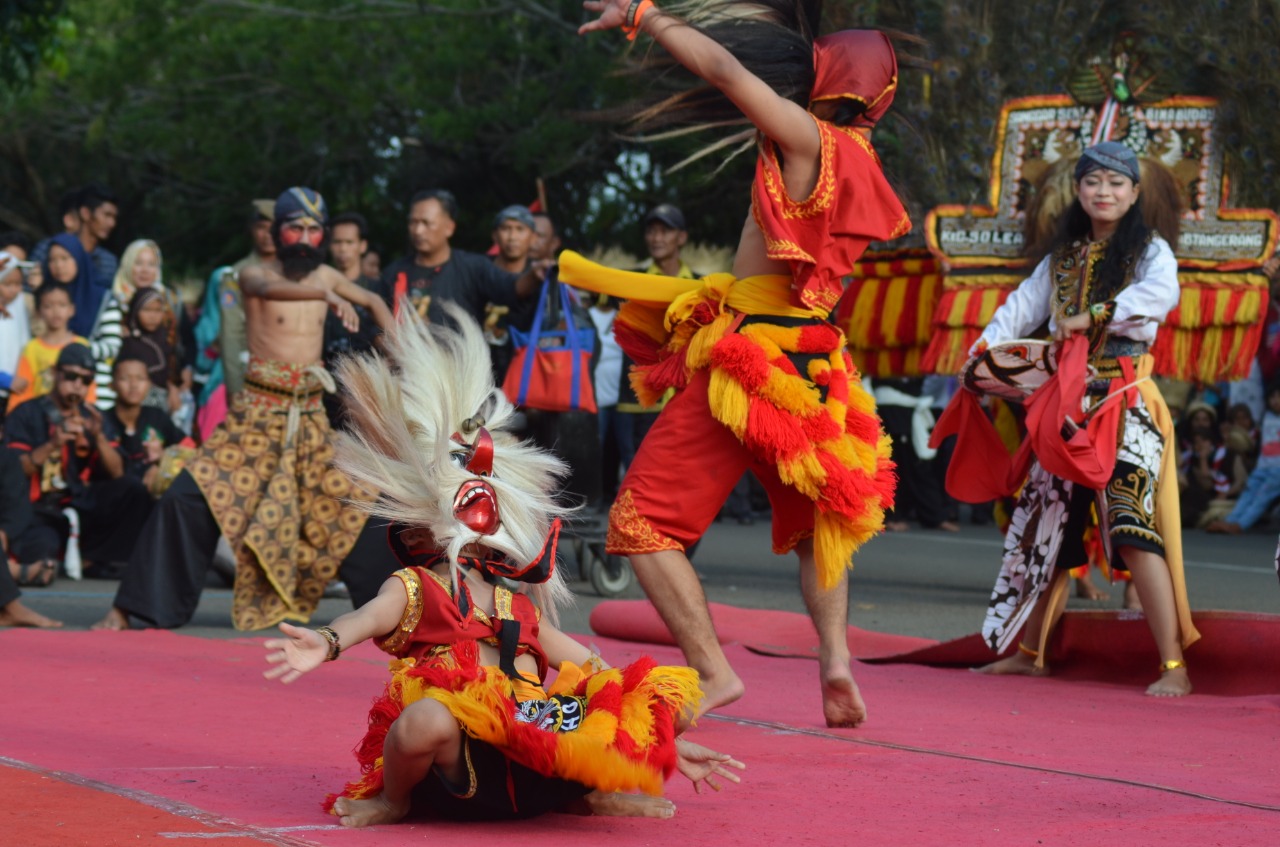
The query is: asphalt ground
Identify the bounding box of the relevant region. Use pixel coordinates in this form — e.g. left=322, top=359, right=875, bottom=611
left=18, top=508, right=1280, bottom=641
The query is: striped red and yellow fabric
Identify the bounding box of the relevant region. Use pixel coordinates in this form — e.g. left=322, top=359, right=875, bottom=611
left=839, top=250, right=943, bottom=378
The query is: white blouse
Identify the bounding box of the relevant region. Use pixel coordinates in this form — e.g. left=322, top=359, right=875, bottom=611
left=976, top=234, right=1179, bottom=350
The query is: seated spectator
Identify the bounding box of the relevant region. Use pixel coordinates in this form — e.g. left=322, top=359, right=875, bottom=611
left=0, top=447, right=62, bottom=626
left=1208, top=383, right=1280, bottom=534
left=7, top=283, right=95, bottom=411
left=91, top=238, right=176, bottom=409
left=1224, top=402, right=1258, bottom=468
left=3, top=343, right=152, bottom=578
left=39, top=232, right=107, bottom=339
left=105, top=352, right=192, bottom=491
left=1, top=245, right=31, bottom=417
left=118, top=286, right=184, bottom=414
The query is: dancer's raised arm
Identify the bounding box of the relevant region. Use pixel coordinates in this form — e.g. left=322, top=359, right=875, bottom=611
left=580, top=1, right=820, bottom=163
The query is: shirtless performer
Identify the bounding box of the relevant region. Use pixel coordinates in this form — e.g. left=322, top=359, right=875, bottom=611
left=95, top=188, right=398, bottom=631
left=566, top=2, right=909, bottom=726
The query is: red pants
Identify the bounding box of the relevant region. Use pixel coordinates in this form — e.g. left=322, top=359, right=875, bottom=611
left=606, top=369, right=815, bottom=557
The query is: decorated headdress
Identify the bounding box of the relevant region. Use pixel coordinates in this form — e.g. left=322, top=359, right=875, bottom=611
left=1073, top=141, right=1141, bottom=184
left=332, top=303, right=575, bottom=623
left=810, top=30, right=898, bottom=128
left=273, top=186, right=328, bottom=227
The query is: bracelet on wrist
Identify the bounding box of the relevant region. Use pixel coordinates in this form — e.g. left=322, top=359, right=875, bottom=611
left=623, top=0, right=656, bottom=42
left=316, top=626, right=342, bottom=662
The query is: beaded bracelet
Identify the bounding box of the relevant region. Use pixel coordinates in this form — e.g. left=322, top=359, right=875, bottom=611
left=316, top=626, right=342, bottom=662
left=623, top=0, right=656, bottom=42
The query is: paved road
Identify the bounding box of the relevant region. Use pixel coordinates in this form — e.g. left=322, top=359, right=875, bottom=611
left=20, top=515, right=1280, bottom=641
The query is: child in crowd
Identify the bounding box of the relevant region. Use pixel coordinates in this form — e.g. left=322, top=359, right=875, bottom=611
left=117, top=287, right=182, bottom=415
left=1208, top=383, right=1280, bottom=534
left=105, top=352, right=192, bottom=491
left=7, top=283, right=95, bottom=411
left=0, top=255, right=30, bottom=411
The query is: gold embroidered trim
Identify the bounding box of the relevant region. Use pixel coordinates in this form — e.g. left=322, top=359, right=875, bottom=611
left=606, top=489, right=684, bottom=555
left=381, top=568, right=424, bottom=654
left=756, top=116, right=839, bottom=222
left=494, top=585, right=514, bottom=622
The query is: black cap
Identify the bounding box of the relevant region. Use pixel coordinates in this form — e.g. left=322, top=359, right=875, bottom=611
left=644, top=203, right=687, bottom=231
left=56, top=342, right=95, bottom=371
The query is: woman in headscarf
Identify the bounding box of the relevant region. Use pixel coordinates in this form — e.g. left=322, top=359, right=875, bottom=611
left=41, top=232, right=104, bottom=338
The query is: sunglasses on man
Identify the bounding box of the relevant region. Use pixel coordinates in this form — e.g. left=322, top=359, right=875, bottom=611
left=59, top=369, right=94, bottom=386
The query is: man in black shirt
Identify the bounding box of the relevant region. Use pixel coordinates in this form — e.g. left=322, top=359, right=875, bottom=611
left=3, top=343, right=152, bottom=576
left=380, top=189, right=542, bottom=328
left=104, top=352, right=189, bottom=488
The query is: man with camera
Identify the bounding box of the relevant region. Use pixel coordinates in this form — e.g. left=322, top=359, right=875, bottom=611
left=2, top=343, right=152, bottom=581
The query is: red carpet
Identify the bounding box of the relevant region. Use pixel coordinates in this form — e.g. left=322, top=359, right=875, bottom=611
left=591, top=600, right=1280, bottom=696
left=2, top=624, right=1278, bottom=846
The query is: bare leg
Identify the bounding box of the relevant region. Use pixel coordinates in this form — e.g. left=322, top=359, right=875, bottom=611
left=1074, top=570, right=1109, bottom=601
left=796, top=540, right=865, bottom=728
left=331, top=699, right=464, bottom=827
left=630, top=549, right=743, bottom=718
left=0, top=600, right=62, bottom=628
left=1123, top=579, right=1142, bottom=611
left=91, top=606, right=131, bottom=631
left=573, top=791, right=677, bottom=818
left=1119, top=546, right=1191, bottom=697
left=973, top=572, right=1068, bottom=677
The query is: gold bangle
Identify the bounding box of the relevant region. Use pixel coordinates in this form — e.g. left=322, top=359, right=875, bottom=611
left=316, top=626, right=342, bottom=662
left=1159, top=659, right=1186, bottom=673
left=1017, top=642, right=1039, bottom=659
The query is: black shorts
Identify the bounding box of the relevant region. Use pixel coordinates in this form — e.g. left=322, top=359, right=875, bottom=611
left=409, top=735, right=592, bottom=821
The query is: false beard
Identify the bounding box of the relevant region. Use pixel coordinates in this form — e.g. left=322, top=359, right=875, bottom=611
left=278, top=242, right=325, bottom=278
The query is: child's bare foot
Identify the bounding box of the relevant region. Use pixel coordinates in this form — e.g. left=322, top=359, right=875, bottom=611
left=332, top=794, right=409, bottom=828
left=91, top=607, right=132, bottom=631
left=1074, top=574, right=1109, bottom=601
left=1123, top=581, right=1142, bottom=611
left=972, top=652, right=1049, bottom=677
left=820, top=658, right=867, bottom=728
left=580, top=791, right=676, bottom=818
left=0, top=600, right=63, bottom=628
left=1146, top=666, right=1192, bottom=697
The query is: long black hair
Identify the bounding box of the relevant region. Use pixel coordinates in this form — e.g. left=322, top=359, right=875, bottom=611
left=605, top=2, right=822, bottom=136
left=1054, top=195, right=1152, bottom=303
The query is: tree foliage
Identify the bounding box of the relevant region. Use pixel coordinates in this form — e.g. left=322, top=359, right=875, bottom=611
left=0, top=0, right=1276, bottom=276
left=0, top=0, right=74, bottom=88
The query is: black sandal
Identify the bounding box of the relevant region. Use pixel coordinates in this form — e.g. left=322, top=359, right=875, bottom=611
left=14, top=560, right=57, bottom=587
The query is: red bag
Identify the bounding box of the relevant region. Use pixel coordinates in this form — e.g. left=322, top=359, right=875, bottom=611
left=501, top=280, right=598, bottom=414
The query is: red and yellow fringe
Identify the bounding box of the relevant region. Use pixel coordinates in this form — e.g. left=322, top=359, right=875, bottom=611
left=325, top=642, right=701, bottom=811
left=839, top=250, right=943, bottom=378
left=1151, top=271, right=1270, bottom=383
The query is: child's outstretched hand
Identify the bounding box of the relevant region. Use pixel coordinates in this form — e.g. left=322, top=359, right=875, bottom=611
left=263, top=622, right=328, bottom=683
left=675, top=738, right=745, bottom=794
left=578, top=0, right=631, bottom=35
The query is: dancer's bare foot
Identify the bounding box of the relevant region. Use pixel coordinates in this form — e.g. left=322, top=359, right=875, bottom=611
left=0, top=600, right=63, bottom=628
left=1074, top=573, right=1109, bottom=601
left=578, top=791, right=676, bottom=818
left=90, top=607, right=131, bottom=631
left=885, top=520, right=909, bottom=532
left=1146, top=666, right=1192, bottom=697
left=1123, top=581, right=1142, bottom=611
left=819, top=656, right=867, bottom=728
left=937, top=520, right=961, bottom=533
left=332, top=794, right=409, bottom=828
left=972, top=652, right=1049, bottom=677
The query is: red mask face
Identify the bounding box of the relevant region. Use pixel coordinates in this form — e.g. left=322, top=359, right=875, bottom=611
left=279, top=218, right=325, bottom=249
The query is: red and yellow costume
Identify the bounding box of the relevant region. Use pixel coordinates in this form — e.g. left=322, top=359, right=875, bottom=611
left=327, top=552, right=701, bottom=818
left=558, top=31, right=910, bottom=588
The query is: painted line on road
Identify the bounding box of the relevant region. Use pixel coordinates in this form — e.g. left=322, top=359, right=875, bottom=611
left=875, top=531, right=1275, bottom=574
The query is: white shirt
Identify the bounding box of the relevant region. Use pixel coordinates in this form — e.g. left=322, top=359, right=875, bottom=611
left=589, top=305, right=623, bottom=407
left=977, top=235, right=1179, bottom=349
left=0, top=294, right=31, bottom=377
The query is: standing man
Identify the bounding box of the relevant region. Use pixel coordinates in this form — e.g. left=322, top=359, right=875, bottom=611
left=30, top=184, right=120, bottom=284
left=487, top=205, right=539, bottom=383
left=324, top=211, right=383, bottom=358
left=380, top=189, right=542, bottom=329
left=95, top=188, right=397, bottom=632
left=642, top=203, right=696, bottom=279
